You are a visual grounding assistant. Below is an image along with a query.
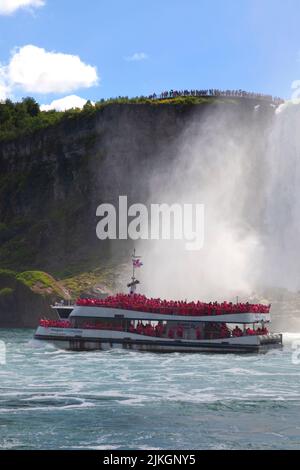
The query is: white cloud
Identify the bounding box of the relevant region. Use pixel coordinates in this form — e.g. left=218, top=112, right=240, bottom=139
left=0, top=45, right=99, bottom=99
left=0, top=83, right=8, bottom=100
left=6, top=45, right=99, bottom=94
left=125, top=52, right=148, bottom=62
left=40, top=95, right=94, bottom=112
left=0, top=0, right=45, bottom=15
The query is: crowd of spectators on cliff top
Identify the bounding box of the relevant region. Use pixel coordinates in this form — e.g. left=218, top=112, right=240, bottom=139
left=147, top=89, right=284, bottom=104
left=76, top=294, right=271, bottom=315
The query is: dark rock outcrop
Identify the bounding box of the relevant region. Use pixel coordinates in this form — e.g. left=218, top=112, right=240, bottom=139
left=0, top=271, right=55, bottom=327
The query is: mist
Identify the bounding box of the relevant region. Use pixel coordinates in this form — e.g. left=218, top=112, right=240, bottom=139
left=264, top=104, right=300, bottom=290
left=135, top=102, right=300, bottom=306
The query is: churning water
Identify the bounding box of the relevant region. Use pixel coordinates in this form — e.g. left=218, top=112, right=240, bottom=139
left=0, top=329, right=300, bottom=450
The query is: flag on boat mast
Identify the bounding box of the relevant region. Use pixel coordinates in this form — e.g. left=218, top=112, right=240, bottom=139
left=128, top=249, right=143, bottom=294
left=132, top=248, right=143, bottom=268
left=133, top=258, right=143, bottom=268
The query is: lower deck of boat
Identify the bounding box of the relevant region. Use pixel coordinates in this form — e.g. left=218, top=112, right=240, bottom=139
left=34, top=333, right=283, bottom=354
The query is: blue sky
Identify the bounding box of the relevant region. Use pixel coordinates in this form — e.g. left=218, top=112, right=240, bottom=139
left=0, top=0, right=300, bottom=108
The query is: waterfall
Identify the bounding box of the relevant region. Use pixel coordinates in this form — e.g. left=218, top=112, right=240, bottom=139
left=138, top=102, right=300, bottom=301
left=264, top=103, right=300, bottom=291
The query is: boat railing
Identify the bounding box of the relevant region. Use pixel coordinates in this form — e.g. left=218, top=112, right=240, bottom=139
left=75, top=297, right=271, bottom=317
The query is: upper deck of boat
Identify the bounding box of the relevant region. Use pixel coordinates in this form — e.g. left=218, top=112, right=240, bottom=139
left=70, top=305, right=270, bottom=324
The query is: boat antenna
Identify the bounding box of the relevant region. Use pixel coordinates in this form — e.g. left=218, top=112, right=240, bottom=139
left=127, top=248, right=143, bottom=294
left=132, top=248, right=136, bottom=281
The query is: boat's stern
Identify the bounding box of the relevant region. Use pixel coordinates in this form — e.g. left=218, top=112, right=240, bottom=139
left=258, top=332, right=283, bottom=351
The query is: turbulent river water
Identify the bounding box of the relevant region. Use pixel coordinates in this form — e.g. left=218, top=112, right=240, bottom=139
left=0, top=329, right=300, bottom=450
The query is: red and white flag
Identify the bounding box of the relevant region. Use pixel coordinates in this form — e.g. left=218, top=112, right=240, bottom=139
left=133, top=259, right=143, bottom=268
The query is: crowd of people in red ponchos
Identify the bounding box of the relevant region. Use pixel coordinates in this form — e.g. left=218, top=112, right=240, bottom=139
left=76, top=294, right=270, bottom=316
left=133, top=321, right=165, bottom=337
left=39, top=319, right=71, bottom=328
left=232, top=325, right=268, bottom=337
left=204, top=322, right=231, bottom=339
left=38, top=319, right=125, bottom=331
left=39, top=319, right=268, bottom=338
left=83, top=322, right=124, bottom=331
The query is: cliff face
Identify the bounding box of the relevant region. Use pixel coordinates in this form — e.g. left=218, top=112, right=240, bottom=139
left=0, top=104, right=195, bottom=275
left=0, top=271, right=57, bottom=327
left=0, top=100, right=274, bottom=276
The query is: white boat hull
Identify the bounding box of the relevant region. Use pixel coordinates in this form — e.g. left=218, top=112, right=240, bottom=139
left=34, top=326, right=283, bottom=354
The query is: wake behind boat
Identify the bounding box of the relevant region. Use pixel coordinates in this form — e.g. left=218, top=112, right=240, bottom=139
left=34, top=252, right=283, bottom=353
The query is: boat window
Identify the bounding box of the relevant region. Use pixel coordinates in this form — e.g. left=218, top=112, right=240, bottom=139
left=72, top=317, right=126, bottom=330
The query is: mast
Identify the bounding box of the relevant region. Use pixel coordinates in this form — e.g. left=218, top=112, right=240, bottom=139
left=132, top=248, right=136, bottom=284
left=127, top=248, right=142, bottom=295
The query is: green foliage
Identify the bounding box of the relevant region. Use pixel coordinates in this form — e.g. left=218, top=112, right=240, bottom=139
left=0, top=269, right=69, bottom=302
left=22, top=97, right=40, bottom=117
left=0, top=94, right=226, bottom=143
left=0, top=287, right=14, bottom=297
left=16, top=271, right=54, bottom=288
left=0, top=264, right=119, bottom=300
left=15, top=271, right=66, bottom=297
left=15, top=271, right=70, bottom=299
left=62, top=266, right=116, bottom=298
left=0, top=97, right=63, bottom=141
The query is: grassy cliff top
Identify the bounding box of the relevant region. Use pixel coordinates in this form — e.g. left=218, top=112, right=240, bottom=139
left=0, top=264, right=125, bottom=302
left=0, top=95, right=241, bottom=143
left=0, top=269, right=69, bottom=299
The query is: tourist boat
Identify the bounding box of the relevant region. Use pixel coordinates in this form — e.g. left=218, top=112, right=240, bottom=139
left=34, top=252, right=283, bottom=353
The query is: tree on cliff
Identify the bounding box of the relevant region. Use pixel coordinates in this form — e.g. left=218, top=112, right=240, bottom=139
left=22, top=97, right=40, bottom=117
left=0, top=97, right=62, bottom=141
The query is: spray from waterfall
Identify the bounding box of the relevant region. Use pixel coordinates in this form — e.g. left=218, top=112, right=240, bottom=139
left=135, top=102, right=300, bottom=309
left=264, top=103, right=300, bottom=290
